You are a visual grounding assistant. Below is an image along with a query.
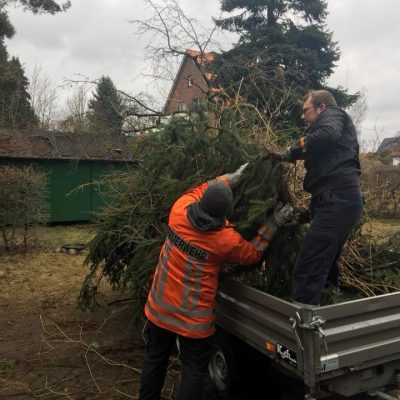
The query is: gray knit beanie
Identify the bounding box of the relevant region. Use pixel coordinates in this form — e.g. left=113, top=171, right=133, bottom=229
left=199, top=184, right=233, bottom=218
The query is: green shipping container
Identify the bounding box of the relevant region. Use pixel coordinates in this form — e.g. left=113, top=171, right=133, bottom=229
left=46, top=160, right=124, bottom=222
left=0, top=158, right=134, bottom=222
left=0, top=130, right=139, bottom=223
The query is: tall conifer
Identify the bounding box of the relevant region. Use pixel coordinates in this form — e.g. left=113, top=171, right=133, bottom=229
left=0, top=46, right=37, bottom=128
left=88, top=76, right=125, bottom=134
left=0, top=0, right=69, bottom=129
left=211, top=0, right=357, bottom=137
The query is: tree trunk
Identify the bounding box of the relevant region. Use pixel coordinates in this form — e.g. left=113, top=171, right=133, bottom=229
left=1, top=228, right=10, bottom=251
left=23, top=223, right=29, bottom=252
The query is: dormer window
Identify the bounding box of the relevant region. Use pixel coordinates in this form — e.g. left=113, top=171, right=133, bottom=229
left=188, top=76, right=193, bottom=87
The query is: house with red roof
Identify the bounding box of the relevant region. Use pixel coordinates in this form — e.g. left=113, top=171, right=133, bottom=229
left=163, top=50, right=218, bottom=113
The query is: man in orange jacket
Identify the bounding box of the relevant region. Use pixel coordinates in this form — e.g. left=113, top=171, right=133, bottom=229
left=139, top=165, right=293, bottom=400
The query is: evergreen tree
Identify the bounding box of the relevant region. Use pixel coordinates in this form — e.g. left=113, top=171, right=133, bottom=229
left=0, top=0, right=69, bottom=39
left=211, top=0, right=357, bottom=138
left=0, top=0, right=69, bottom=129
left=0, top=8, right=14, bottom=38
left=88, top=76, right=125, bottom=134
left=0, top=44, right=37, bottom=128
left=79, top=104, right=307, bottom=319
left=0, top=0, right=70, bottom=15
left=80, top=105, right=400, bottom=319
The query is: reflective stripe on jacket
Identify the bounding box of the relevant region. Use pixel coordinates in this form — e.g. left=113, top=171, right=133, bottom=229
left=145, top=176, right=265, bottom=338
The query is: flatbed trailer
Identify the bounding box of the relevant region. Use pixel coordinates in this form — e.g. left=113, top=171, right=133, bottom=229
left=210, top=278, right=400, bottom=399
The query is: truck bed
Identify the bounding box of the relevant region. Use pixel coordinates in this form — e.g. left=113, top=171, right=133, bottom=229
left=215, top=277, right=400, bottom=398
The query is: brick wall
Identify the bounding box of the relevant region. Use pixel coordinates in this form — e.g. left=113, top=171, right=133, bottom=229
left=164, top=57, right=209, bottom=113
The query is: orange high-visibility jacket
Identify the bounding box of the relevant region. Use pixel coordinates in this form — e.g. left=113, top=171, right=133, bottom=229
left=145, top=176, right=268, bottom=339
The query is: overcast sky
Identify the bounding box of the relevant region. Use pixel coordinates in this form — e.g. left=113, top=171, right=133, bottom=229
left=5, top=0, right=400, bottom=146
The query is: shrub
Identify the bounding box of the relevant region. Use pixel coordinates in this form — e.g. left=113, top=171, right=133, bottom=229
left=0, top=164, right=48, bottom=251
left=361, top=156, right=400, bottom=218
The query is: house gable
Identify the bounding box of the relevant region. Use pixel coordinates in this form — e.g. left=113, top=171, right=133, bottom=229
left=377, top=136, right=400, bottom=154
left=163, top=50, right=215, bottom=113
left=390, top=142, right=400, bottom=166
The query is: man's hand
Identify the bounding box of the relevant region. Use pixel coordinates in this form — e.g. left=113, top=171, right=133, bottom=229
left=281, top=138, right=306, bottom=163
left=250, top=203, right=294, bottom=252
left=273, top=203, right=295, bottom=226
left=295, top=205, right=311, bottom=224
left=282, top=146, right=295, bottom=162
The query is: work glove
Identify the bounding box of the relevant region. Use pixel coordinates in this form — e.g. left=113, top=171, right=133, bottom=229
left=226, top=162, right=249, bottom=186
left=209, top=162, right=248, bottom=188
left=295, top=205, right=311, bottom=224
left=273, top=203, right=295, bottom=226
left=282, top=138, right=306, bottom=163
left=250, top=203, right=294, bottom=252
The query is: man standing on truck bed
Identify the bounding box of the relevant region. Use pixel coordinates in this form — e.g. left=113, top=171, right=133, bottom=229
left=281, top=90, right=363, bottom=305
left=138, top=165, right=294, bottom=400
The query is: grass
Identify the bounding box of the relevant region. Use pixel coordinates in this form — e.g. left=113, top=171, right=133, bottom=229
left=0, top=223, right=95, bottom=250
left=1, top=217, right=399, bottom=253
left=31, top=223, right=95, bottom=247
left=362, top=217, right=400, bottom=243
left=0, top=361, right=16, bottom=378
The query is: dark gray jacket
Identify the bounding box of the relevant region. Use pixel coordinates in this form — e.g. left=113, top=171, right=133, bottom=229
left=302, top=107, right=361, bottom=196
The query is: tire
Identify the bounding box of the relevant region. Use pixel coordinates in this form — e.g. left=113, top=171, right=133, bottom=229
left=208, top=329, right=238, bottom=399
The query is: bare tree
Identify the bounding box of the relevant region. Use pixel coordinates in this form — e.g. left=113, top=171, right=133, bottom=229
left=66, top=85, right=89, bottom=132
left=348, top=88, right=368, bottom=137
left=29, top=64, right=58, bottom=130
left=132, top=0, right=221, bottom=86
left=54, top=1, right=226, bottom=136
left=56, top=85, right=90, bottom=133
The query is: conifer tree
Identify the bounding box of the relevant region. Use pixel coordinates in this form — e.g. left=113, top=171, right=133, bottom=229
left=0, top=8, right=15, bottom=38
left=79, top=104, right=306, bottom=319
left=0, top=0, right=70, bottom=15
left=0, top=45, right=38, bottom=128
left=80, top=105, right=400, bottom=319
left=0, top=0, right=69, bottom=129
left=211, top=0, right=357, bottom=138
left=87, top=76, right=125, bottom=134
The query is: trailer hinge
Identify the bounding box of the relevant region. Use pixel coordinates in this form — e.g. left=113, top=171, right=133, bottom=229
left=290, top=312, right=304, bottom=351
left=291, top=313, right=328, bottom=354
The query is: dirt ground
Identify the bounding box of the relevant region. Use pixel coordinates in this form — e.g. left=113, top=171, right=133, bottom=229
left=0, top=251, right=143, bottom=399
left=0, top=225, right=178, bottom=400
left=1, top=221, right=399, bottom=400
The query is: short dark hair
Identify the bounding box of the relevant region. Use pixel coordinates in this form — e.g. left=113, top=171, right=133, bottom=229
left=303, top=90, right=337, bottom=107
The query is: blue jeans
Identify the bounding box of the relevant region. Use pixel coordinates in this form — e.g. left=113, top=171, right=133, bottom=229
left=292, top=186, right=363, bottom=305
left=139, top=320, right=213, bottom=400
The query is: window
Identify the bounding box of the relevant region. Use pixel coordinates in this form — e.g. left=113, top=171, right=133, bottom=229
left=191, top=99, right=200, bottom=107
left=188, top=76, right=193, bottom=87
left=179, top=102, right=188, bottom=111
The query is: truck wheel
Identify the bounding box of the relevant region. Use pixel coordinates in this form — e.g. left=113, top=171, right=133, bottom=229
left=208, top=330, right=238, bottom=399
